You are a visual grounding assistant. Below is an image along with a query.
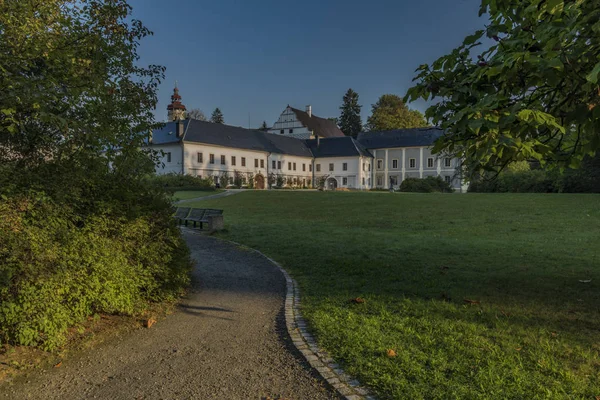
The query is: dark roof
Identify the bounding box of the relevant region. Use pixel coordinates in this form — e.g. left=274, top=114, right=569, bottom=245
left=304, top=137, right=373, bottom=158
left=290, top=107, right=345, bottom=138
left=152, top=119, right=312, bottom=157
left=357, top=128, right=443, bottom=149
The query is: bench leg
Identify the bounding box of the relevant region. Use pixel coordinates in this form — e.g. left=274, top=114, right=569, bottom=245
left=193, top=221, right=197, bottom=228
left=200, top=222, right=203, bottom=230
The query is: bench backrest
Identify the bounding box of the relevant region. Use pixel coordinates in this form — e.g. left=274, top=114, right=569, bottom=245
left=175, top=207, right=191, bottom=218
left=187, top=208, right=206, bottom=219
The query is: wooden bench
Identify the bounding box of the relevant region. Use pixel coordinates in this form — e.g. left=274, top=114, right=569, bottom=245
left=173, top=207, right=191, bottom=224
left=184, top=208, right=224, bottom=229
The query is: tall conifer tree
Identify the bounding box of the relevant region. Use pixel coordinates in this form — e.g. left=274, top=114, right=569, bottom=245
left=338, top=89, right=363, bottom=138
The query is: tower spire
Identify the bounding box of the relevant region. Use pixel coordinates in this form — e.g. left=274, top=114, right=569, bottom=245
left=167, top=83, right=186, bottom=121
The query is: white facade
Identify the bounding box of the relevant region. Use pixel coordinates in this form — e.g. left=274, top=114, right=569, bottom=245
left=371, top=146, right=467, bottom=192
left=313, top=156, right=372, bottom=190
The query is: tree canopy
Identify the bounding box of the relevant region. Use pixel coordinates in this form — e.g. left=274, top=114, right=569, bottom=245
left=366, top=94, right=428, bottom=132
left=210, top=108, right=224, bottom=124
left=0, top=0, right=164, bottom=172
left=338, top=89, right=363, bottom=137
left=259, top=120, right=269, bottom=130
left=406, top=0, right=600, bottom=176
left=187, top=108, right=206, bottom=121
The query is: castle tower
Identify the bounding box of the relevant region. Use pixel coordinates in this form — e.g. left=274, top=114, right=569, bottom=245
left=167, top=84, right=186, bottom=121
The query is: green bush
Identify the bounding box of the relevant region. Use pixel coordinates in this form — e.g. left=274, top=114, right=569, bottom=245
left=149, top=173, right=215, bottom=191
left=399, top=176, right=455, bottom=193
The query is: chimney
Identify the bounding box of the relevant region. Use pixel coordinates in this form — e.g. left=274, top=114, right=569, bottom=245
left=176, top=120, right=184, bottom=138
left=316, top=134, right=320, bottom=148
left=306, top=105, right=312, bottom=118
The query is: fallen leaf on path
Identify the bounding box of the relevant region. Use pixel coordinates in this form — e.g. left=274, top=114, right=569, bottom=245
left=515, top=347, right=522, bottom=352
left=386, top=349, right=397, bottom=357
left=350, top=297, right=365, bottom=304
left=464, top=299, right=481, bottom=305
left=144, top=318, right=156, bottom=328
left=54, top=362, right=62, bottom=368
left=551, top=332, right=558, bottom=337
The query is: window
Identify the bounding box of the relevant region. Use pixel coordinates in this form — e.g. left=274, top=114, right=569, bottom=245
left=368, top=164, right=371, bottom=171
left=309, top=164, right=312, bottom=172
left=272, top=160, right=276, bottom=169
left=329, top=163, right=334, bottom=172
left=362, top=177, right=365, bottom=185
left=293, top=162, right=296, bottom=171
left=392, top=159, right=398, bottom=169
left=288, top=162, right=292, bottom=170
left=220, top=155, right=225, bottom=165
left=166, top=152, right=171, bottom=162
left=377, top=159, right=383, bottom=169
left=197, top=152, right=203, bottom=163
left=445, top=158, right=452, bottom=167
left=362, top=162, right=365, bottom=171
left=444, top=175, right=451, bottom=184
left=343, top=177, right=348, bottom=185
left=289, top=129, right=294, bottom=134
left=260, top=159, right=264, bottom=168
left=409, top=158, right=416, bottom=168
left=209, top=154, right=215, bottom=164
left=255, top=159, right=259, bottom=168
left=427, top=158, right=434, bottom=168
left=316, top=164, right=321, bottom=172
left=377, top=176, right=383, bottom=186
left=280, top=129, right=284, bottom=134
left=343, top=163, right=347, bottom=171
left=231, top=156, right=236, bottom=166
left=277, top=161, right=281, bottom=169
left=303, top=179, right=306, bottom=186
left=302, top=163, right=306, bottom=172
left=213, top=176, right=219, bottom=184
left=241, top=157, right=246, bottom=167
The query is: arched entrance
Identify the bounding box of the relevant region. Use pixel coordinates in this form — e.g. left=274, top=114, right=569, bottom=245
left=254, top=174, right=265, bottom=189
left=326, top=177, right=338, bottom=190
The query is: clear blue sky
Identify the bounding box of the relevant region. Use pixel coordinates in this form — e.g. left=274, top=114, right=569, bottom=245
left=129, top=0, right=484, bottom=128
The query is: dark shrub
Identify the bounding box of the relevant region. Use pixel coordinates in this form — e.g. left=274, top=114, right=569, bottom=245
left=400, top=176, right=454, bottom=193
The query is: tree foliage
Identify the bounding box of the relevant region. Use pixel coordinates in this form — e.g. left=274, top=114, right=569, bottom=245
left=187, top=108, right=206, bottom=121
left=259, top=120, right=269, bottom=130
left=366, top=94, right=428, bottom=131
left=210, top=107, right=224, bottom=124
left=406, top=0, right=600, bottom=177
left=0, top=0, right=191, bottom=349
left=338, top=89, right=363, bottom=137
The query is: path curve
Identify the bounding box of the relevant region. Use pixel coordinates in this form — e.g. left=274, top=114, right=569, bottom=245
left=175, top=189, right=241, bottom=204
left=0, top=232, right=340, bottom=400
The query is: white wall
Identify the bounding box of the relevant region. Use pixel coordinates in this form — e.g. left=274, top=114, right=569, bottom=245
left=182, top=142, right=269, bottom=186
left=153, top=143, right=183, bottom=175
left=371, top=146, right=465, bottom=191
left=268, top=153, right=313, bottom=187
left=313, top=156, right=371, bottom=190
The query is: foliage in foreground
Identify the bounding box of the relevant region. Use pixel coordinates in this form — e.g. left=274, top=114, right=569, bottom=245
left=0, top=1, right=191, bottom=350
left=406, top=0, right=600, bottom=176
left=399, top=176, right=454, bottom=193
left=190, top=192, right=600, bottom=399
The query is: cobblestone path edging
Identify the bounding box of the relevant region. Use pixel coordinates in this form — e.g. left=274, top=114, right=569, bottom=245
left=214, top=236, right=377, bottom=400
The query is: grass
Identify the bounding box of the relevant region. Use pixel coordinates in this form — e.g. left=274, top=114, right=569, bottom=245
left=172, top=189, right=223, bottom=201
left=185, top=192, right=600, bottom=399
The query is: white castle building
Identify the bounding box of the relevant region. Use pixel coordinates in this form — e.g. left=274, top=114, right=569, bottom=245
left=149, top=87, right=466, bottom=191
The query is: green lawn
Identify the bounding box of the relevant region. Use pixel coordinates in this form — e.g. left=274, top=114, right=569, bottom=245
left=172, top=190, right=223, bottom=201
left=186, top=192, right=600, bottom=399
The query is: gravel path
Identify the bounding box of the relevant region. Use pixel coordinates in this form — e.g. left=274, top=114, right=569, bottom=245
left=175, top=189, right=240, bottom=204
left=1, top=232, right=339, bottom=400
